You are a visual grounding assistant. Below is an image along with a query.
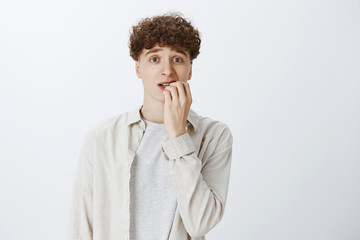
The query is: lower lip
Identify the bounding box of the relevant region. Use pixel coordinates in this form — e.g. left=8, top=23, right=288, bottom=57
left=158, top=85, right=166, bottom=90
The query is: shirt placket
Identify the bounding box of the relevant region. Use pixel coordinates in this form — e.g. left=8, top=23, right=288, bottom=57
left=126, top=121, right=145, bottom=239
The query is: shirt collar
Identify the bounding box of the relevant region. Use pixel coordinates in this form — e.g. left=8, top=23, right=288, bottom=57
left=126, top=105, right=199, bottom=132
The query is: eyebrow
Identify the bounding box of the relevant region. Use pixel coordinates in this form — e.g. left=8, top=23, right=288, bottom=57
left=144, top=47, right=188, bottom=57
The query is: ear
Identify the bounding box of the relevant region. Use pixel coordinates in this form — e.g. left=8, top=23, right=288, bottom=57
left=187, top=62, right=193, bottom=80
left=135, top=61, right=141, bottom=79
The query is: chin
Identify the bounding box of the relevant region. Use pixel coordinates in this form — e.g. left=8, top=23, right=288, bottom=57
left=154, top=94, right=165, bottom=102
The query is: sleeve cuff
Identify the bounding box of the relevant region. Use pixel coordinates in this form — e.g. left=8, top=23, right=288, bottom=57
left=161, top=132, right=196, bottom=160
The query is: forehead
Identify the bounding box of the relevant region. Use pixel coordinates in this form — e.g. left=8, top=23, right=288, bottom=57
left=142, top=45, right=189, bottom=56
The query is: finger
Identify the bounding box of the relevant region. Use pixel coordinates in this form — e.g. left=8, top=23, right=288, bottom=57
left=173, top=82, right=188, bottom=105
left=166, top=86, right=179, bottom=104
left=184, top=82, right=192, bottom=103
left=163, top=89, right=172, bottom=105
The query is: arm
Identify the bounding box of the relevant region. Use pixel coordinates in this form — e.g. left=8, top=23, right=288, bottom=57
left=67, top=130, right=95, bottom=240
left=161, top=126, right=233, bottom=238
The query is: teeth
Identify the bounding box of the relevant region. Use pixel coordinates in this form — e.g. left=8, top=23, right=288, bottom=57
left=160, top=83, right=170, bottom=87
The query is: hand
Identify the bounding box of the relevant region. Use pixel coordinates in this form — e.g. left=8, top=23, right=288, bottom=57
left=162, top=81, right=193, bottom=139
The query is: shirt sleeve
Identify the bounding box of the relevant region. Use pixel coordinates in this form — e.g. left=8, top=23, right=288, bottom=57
left=161, top=125, right=233, bottom=238
left=67, top=130, right=95, bottom=240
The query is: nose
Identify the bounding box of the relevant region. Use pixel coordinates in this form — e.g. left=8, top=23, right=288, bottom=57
left=161, top=59, right=174, bottom=77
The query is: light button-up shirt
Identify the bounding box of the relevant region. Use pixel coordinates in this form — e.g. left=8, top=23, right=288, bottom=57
left=67, top=105, right=233, bottom=240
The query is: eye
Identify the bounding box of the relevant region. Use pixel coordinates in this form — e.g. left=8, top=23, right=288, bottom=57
left=173, top=57, right=182, bottom=63
left=150, top=57, right=159, bottom=63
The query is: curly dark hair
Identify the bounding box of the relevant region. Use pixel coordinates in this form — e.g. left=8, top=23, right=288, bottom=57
left=129, top=12, right=201, bottom=61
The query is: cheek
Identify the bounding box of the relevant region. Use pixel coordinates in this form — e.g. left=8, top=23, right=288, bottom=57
left=184, top=67, right=192, bottom=79
left=140, top=68, right=158, bottom=83
left=177, top=66, right=190, bottom=77
left=144, top=65, right=158, bottom=75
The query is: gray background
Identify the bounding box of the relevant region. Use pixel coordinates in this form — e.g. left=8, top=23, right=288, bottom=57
left=0, top=0, right=359, bottom=239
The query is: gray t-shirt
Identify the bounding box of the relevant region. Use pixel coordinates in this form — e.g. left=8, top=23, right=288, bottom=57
left=129, top=118, right=177, bottom=240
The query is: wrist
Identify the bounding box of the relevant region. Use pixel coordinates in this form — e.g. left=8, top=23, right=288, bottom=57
left=168, top=129, right=187, bottom=139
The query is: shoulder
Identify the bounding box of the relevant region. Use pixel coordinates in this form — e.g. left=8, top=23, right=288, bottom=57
left=85, top=110, right=133, bottom=139
left=190, top=109, right=233, bottom=146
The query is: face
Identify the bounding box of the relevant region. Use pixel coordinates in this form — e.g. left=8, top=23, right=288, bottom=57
left=135, top=45, right=192, bottom=104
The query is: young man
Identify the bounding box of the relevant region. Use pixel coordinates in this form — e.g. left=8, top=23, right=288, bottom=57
left=67, top=13, right=233, bottom=240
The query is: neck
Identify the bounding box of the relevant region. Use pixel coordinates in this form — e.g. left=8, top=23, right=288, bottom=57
left=140, top=97, right=165, bottom=124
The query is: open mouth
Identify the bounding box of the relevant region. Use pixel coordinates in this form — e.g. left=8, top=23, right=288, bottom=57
left=158, top=81, right=176, bottom=87
left=158, top=83, right=171, bottom=87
